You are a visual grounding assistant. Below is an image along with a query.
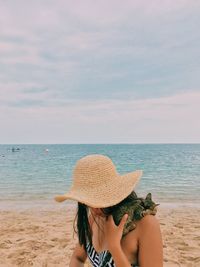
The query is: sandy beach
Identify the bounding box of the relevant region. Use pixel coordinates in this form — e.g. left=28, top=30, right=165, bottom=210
left=0, top=204, right=199, bottom=267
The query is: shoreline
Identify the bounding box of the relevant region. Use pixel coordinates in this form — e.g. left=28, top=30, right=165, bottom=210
left=0, top=199, right=200, bottom=211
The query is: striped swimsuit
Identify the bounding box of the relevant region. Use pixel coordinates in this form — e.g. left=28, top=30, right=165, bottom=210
left=86, top=242, right=139, bottom=267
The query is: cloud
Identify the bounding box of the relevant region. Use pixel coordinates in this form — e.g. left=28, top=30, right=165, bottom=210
left=0, top=0, right=200, bottom=142
left=0, top=91, right=200, bottom=143
left=1, top=1, right=200, bottom=79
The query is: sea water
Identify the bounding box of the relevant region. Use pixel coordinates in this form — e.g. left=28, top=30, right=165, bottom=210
left=0, top=144, right=200, bottom=209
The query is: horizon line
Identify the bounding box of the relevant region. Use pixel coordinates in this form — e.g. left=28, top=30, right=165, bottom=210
left=1, top=142, right=200, bottom=145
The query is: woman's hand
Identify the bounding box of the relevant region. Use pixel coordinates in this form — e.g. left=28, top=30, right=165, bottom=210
left=104, top=213, right=128, bottom=253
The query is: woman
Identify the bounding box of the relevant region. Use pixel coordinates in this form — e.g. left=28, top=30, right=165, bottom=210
left=55, top=154, right=163, bottom=267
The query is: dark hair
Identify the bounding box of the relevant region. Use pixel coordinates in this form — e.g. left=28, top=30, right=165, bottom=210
left=73, top=203, right=92, bottom=252
left=73, top=190, right=157, bottom=251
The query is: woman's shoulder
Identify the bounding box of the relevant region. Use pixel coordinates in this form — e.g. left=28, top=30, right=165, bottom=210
left=124, top=215, right=160, bottom=244
left=137, top=214, right=160, bottom=231
left=136, top=214, right=162, bottom=247
left=123, top=215, right=161, bottom=252
left=135, top=215, right=163, bottom=265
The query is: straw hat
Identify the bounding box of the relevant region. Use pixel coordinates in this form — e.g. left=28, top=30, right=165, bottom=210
left=55, top=154, right=143, bottom=208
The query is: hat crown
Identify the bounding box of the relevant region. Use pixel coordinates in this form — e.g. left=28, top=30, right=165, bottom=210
left=73, top=154, right=117, bottom=188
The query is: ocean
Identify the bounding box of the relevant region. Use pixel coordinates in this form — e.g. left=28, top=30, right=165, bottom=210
left=0, top=144, right=200, bottom=209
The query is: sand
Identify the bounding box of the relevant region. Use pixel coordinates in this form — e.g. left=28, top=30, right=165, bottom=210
left=0, top=204, right=199, bottom=267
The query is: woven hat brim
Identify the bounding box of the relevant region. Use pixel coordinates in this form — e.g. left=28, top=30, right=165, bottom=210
left=54, top=170, right=143, bottom=208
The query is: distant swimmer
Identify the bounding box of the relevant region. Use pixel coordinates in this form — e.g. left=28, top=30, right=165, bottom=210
left=44, top=148, right=49, bottom=153
left=12, top=147, right=20, bottom=152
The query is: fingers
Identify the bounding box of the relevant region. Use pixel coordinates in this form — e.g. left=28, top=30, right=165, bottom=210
left=107, top=214, right=115, bottom=225
left=106, top=214, right=128, bottom=229
left=119, top=214, right=128, bottom=229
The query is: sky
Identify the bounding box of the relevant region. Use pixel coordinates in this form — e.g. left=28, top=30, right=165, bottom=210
left=0, top=0, right=200, bottom=144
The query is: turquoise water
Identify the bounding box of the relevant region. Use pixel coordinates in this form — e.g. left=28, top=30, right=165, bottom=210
left=0, top=144, right=200, bottom=207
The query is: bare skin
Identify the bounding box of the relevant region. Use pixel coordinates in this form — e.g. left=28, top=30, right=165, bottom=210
left=69, top=207, right=163, bottom=267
